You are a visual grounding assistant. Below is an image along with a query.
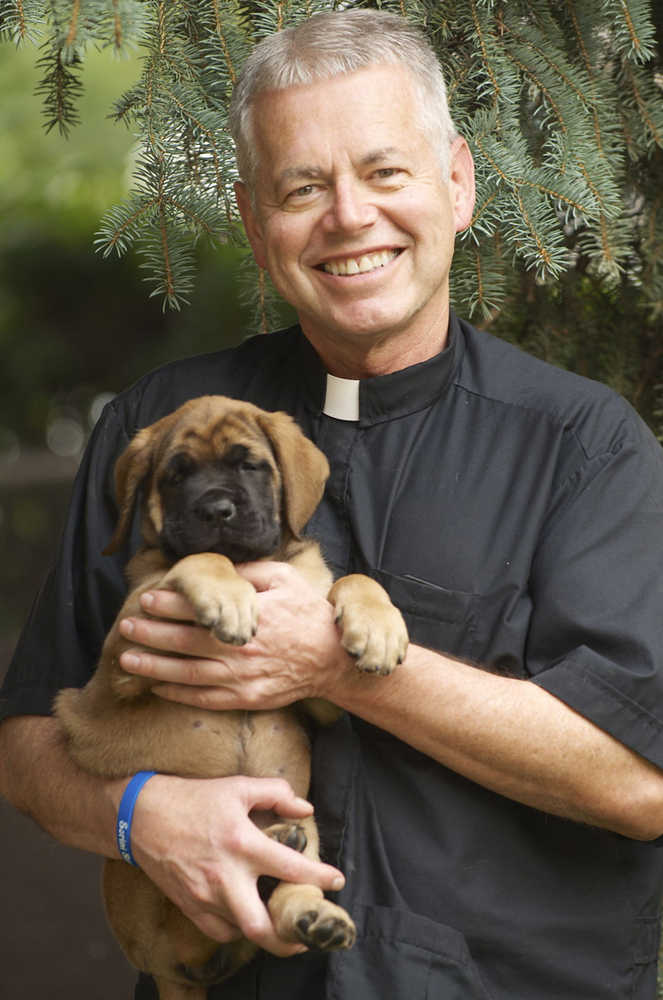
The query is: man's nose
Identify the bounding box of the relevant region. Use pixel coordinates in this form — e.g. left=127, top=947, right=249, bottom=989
left=322, top=178, right=378, bottom=233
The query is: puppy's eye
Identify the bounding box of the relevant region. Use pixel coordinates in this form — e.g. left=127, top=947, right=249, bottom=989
left=162, top=453, right=195, bottom=485
left=242, top=458, right=271, bottom=473
left=224, top=444, right=249, bottom=467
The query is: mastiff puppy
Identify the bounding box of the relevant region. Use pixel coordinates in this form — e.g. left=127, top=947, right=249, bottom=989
left=55, top=395, right=407, bottom=1000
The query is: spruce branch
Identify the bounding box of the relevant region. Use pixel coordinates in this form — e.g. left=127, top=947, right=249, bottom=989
left=35, top=39, right=83, bottom=135
left=62, top=0, right=79, bottom=50
left=467, top=0, right=503, bottom=110
left=604, top=0, right=658, bottom=64
left=451, top=231, right=512, bottom=321
left=208, top=0, right=242, bottom=84
left=502, top=18, right=594, bottom=117
left=0, top=0, right=45, bottom=44
left=618, top=57, right=663, bottom=151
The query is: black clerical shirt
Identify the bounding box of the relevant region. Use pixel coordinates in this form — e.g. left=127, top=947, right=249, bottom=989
left=4, top=312, right=663, bottom=998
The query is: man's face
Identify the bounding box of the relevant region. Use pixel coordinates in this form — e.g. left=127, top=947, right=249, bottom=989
left=236, top=64, right=474, bottom=373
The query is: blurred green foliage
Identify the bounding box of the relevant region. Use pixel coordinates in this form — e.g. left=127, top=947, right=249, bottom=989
left=0, top=43, right=297, bottom=455
left=0, top=41, right=145, bottom=234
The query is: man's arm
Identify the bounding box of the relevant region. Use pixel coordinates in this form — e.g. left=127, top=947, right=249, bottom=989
left=0, top=713, right=346, bottom=954
left=333, top=642, right=663, bottom=840
left=117, top=562, right=663, bottom=842
left=0, top=715, right=125, bottom=856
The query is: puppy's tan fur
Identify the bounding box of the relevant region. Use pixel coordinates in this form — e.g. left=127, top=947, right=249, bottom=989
left=55, top=396, right=407, bottom=1000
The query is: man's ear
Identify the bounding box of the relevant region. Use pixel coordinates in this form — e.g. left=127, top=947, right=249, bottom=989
left=448, top=137, right=476, bottom=234
left=234, top=181, right=267, bottom=269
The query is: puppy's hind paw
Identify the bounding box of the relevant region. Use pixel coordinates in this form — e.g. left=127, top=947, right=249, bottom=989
left=295, top=902, right=356, bottom=951
left=263, top=822, right=308, bottom=853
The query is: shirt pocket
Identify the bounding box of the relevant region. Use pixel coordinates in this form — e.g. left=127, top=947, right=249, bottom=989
left=374, top=569, right=480, bottom=663
left=328, top=904, right=495, bottom=1000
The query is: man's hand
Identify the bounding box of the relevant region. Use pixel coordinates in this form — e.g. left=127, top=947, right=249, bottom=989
left=118, top=562, right=352, bottom=710
left=128, top=772, right=346, bottom=955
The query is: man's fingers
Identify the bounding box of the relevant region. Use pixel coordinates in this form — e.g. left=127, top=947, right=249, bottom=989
left=255, top=835, right=345, bottom=892
left=242, top=776, right=313, bottom=816
left=119, top=645, right=229, bottom=685
left=184, top=893, right=304, bottom=957
left=140, top=589, right=196, bottom=620
left=238, top=778, right=345, bottom=889
left=236, top=560, right=296, bottom=592
left=232, top=890, right=304, bottom=957
left=188, top=911, right=243, bottom=944
left=198, top=872, right=306, bottom=958
left=119, top=614, right=226, bottom=658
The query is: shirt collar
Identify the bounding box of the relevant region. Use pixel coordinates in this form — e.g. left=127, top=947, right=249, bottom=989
left=294, top=311, right=463, bottom=427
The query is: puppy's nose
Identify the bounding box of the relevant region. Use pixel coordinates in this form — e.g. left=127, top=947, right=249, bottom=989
left=195, top=492, right=237, bottom=524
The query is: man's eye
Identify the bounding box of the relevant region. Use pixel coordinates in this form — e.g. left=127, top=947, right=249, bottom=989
left=374, top=167, right=400, bottom=180
left=289, top=184, right=317, bottom=199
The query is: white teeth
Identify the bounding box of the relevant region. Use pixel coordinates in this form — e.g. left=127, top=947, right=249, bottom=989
left=322, top=249, right=399, bottom=276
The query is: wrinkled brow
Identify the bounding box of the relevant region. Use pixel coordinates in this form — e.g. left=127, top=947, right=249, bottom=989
left=277, top=147, right=406, bottom=186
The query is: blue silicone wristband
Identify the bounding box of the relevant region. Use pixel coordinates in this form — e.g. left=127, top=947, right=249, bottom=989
left=116, top=771, right=157, bottom=867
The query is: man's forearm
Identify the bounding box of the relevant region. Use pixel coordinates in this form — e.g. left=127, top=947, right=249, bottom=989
left=327, top=642, right=663, bottom=841
left=0, top=714, right=127, bottom=857
left=116, top=574, right=663, bottom=841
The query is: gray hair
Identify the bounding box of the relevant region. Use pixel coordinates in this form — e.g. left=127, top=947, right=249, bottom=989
left=228, top=9, right=458, bottom=188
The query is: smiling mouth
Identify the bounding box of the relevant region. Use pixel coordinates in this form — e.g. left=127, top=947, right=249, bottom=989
left=318, top=248, right=402, bottom=277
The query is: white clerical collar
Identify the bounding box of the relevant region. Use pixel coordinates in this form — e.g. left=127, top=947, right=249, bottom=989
left=323, top=373, right=360, bottom=421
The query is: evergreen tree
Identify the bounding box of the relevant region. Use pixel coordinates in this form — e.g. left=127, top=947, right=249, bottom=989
left=1, top=1, right=662, bottom=426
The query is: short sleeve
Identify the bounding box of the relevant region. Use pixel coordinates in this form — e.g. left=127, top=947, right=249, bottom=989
left=0, top=400, right=133, bottom=720
left=527, top=407, right=663, bottom=767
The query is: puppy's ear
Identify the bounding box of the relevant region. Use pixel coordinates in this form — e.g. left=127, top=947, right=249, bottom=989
left=103, top=425, right=159, bottom=555
left=256, top=411, right=329, bottom=537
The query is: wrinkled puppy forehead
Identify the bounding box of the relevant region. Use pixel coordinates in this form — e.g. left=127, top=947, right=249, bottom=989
left=156, top=396, right=275, bottom=467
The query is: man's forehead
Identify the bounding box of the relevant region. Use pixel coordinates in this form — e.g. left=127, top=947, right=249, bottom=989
left=250, top=63, right=417, bottom=134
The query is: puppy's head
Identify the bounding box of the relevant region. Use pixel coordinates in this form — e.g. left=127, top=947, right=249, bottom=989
left=104, top=396, right=329, bottom=563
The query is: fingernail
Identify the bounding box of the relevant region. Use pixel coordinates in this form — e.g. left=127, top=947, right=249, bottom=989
left=332, top=875, right=345, bottom=891
left=121, top=652, right=141, bottom=671
left=119, top=618, right=134, bottom=637
left=141, top=592, right=154, bottom=609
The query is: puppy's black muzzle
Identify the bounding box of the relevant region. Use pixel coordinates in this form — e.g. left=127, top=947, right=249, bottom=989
left=160, top=462, right=281, bottom=563
left=193, top=490, right=238, bottom=526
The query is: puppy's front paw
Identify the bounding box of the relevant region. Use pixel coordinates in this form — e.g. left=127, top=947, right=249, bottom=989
left=162, top=555, right=258, bottom=646
left=337, top=602, right=408, bottom=674
left=329, top=574, right=408, bottom=675
left=192, top=574, right=258, bottom=645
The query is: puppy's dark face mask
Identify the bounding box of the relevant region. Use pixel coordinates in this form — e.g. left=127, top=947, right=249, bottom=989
left=103, top=396, right=330, bottom=562
left=158, top=442, right=281, bottom=563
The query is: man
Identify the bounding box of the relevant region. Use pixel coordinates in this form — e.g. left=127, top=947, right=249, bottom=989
left=3, top=10, right=663, bottom=999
